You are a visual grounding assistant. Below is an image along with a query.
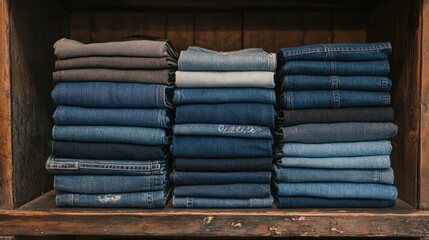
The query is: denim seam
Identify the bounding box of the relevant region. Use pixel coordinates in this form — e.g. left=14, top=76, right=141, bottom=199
left=332, top=90, right=340, bottom=108
left=287, top=92, right=293, bottom=109
left=48, top=162, right=162, bottom=171
left=282, top=43, right=391, bottom=57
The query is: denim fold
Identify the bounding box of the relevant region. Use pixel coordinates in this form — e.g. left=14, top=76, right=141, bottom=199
left=176, top=71, right=275, bottom=88
left=52, top=126, right=170, bottom=145
left=174, top=124, right=272, bottom=139
left=174, top=183, right=271, bottom=198
left=174, top=157, right=273, bottom=172
left=281, top=122, right=398, bottom=143
left=274, top=166, right=394, bottom=184
left=171, top=171, right=271, bottom=185
left=173, top=195, right=273, bottom=208
left=178, top=47, right=276, bottom=71
left=173, top=88, right=276, bottom=105
left=275, top=196, right=395, bottom=208
left=52, top=82, right=173, bottom=109
left=276, top=155, right=391, bottom=169
left=280, top=90, right=390, bottom=109
left=53, top=106, right=171, bottom=128
left=54, top=175, right=168, bottom=194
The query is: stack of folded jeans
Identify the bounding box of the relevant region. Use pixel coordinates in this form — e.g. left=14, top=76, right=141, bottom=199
left=171, top=47, right=277, bottom=208
left=274, top=42, right=399, bottom=208
left=45, top=38, right=178, bottom=208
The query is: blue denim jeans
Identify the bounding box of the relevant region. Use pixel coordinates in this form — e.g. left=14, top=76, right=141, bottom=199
left=178, top=47, right=276, bottom=71
left=274, top=166, right=394, bottom=184
left=276, top=155, right=391, bottom=169
left=278, top=60, right=390, bottom=76
left=52, top=126, right=170, bottom=145
left=173, top=88, right=275, bottom=105
left=171, top=171, right=271, bottom=185
left=277, top=42, right=391, bottom=63
left=278, top=141, right=392, bottom=158
left=175, top=71, right=275, bottom=88
left=175, top=157, right=273, bottom=172
left=50, top=141, right=169, bottom=160
left=275, top=183, right=397, bottom=200
left=56, top=189, right=170, bottom=208
left=278, top=75, right=392, bottom=91
left=174, top=183, right=271, bottom=198
left=174, top=124, right=272, bottom=139
left=52, top=82, right=173, bottom=108
left=173, top=195, right=273, bottom=208
left=281, top=122, right=398, bottom=143
left=175, top=103, right=275, bottom=129
left=280, top=90, right=390, bottom=109
left=46, top=156, right=168, bottom=175
left=275, top=196, right=395, bottom=208
left=172, top=136, right=273, bottom=158
left=54, top=175, right=168, bottom=194
left=54, top=106, right=171, bottom=128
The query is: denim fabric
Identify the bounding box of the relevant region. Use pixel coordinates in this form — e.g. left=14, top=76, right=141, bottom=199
left=56, top=190, right=170, bottom=208
left=52, top=126, right=169, bottom=145
left=175, top=104, right=275, bottom=129
left=275, top=196, right=395, bottom=208
left=277, top=42, right=391, bottom=63
left=174, top=158, right=273, bottom=172
left=277, top=60, right=390, bottom=76
left=278, top=107, right=394, bottom=126
left=275, top=183, right=398, bottom=200
left=172, top=136, right=273, bottom=158
left=171, top=171, right=271, bottom=185
left=54, top=38, right=178, bottom=59
left=173, top=195, right=273, bottom=208
left=52, top=82, right=173, bottom=109
left=274, top=166, right=394, bottom=184
left=174, top=183, right=271, bottom=198
left=276, top=155, right=391, bottom=169
left=50, top=141, right=168, bottom=160
left=55, top=56, right=177, bottom=70
left=53, top=106, right=171, bottom=128
left=174, top=124, right=272, bottom=139
left=53, top=69, right=173, bottom=85
left=178, top=47, right=276, bottom=71
left=173, top=88, right=276, bottom=105
left=281, top=122, right=398, bottom=143
left=280, top=90, right=390, bottom=109
left=279, top=141, right=392, bottom=158
left=54, top=175, right=168, bottom=194
left=46, top=156, right=168, bottom=175
left=175, top=71, right=275, bottom=88
left=278, top=75, right=392, bottom=91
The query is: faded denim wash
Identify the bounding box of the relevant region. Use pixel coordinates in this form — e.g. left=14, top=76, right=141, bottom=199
left=173, top=195, right=273, bottom=208
left=170, top=171, right=271, bottom=185
left=276, top=155, right=391, bottom=169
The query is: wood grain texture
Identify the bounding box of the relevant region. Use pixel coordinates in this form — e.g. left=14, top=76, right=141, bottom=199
left=8, top=0, right=69, bottom=208
left=0, top=0, right=13, bottom=210
left=195, top=13, right=242, bottom=51
left=92, top=12, right=166, bottom=43
left=419, top=0, right=429, bottom=210
left=0, top=191, right=428, bottom=237
left=332, top=11, right=367, bottom=43
left=302, top=12, right=332, bottom=44
left=70, top=12, right=92, bottom=43
left=166, top=13, right=194, bottom=52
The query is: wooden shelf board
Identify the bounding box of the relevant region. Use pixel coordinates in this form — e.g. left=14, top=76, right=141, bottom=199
left=0, top=191, right=428, bottom=237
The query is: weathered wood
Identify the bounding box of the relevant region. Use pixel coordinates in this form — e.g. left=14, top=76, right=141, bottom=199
left=70, top=12, right=92, bottom=43
left=0, top=191, right=427, bottom=237
left=0, top=0, right=13, bottom=210
left=332, top=11, right=367, bottom=43
left=8, top=0, right=69, bottom=208
left=166, top=13, right=194, bottom=52
left=195, top=13, right=242, bottom=51
left=419, top=0, right=429, bottom=211
left=92, top=12, right=167, bottom=43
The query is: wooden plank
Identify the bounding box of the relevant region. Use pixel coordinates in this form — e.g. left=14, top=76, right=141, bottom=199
left=195, top=13, right=242, bottom=51
left=8, top=0, right=69, bottom=208
left=332, top=11, right=367, bottom=43
left=0, top=191, right=428, bottom=237
left=70, top=12, right=92, bottom=43
left=302, top=12, right=332, bottom=44
left=92, top=12, right=166, bottom=43
left=0, top=0, right=13, bottom=210
left=166, top=13, right=194, bottom=52
left=419, top=0, right=429, bottom=210
left=243, top=12, right=276, bottom=52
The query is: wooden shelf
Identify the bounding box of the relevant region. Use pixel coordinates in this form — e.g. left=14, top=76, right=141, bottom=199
left=0, top=191, right=428, bottom=237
